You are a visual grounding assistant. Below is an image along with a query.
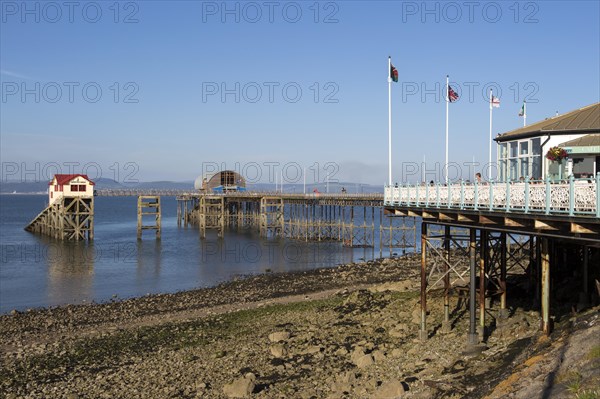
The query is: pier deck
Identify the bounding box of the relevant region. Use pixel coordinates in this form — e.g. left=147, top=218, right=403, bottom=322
left=384, top=178, right=599, bottom=346
left=176, top=192, right=412, bottom=252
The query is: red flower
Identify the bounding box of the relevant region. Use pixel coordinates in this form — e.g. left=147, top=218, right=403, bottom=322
left=546, top=146, right=568, bottom=162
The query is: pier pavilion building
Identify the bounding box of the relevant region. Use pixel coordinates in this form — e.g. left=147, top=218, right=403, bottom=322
left=495, top=103, right=599, bottom=182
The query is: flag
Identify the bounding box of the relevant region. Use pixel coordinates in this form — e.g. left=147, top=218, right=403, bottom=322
left=519, top=102, right=526, bottom=116
left=491, top=95, right=500, bottom=108
left=448, top=85, right=459, bottom=102
left=390, top=64, right=398, bottom=82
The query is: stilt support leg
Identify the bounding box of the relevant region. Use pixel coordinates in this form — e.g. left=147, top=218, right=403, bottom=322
left=467, top=228, right=479, bottom=346
left=441, top=225, right=452, bottom=333
left=498, top=232, right=509, bottom=319
left=541, top=238, right=552, bottom=335
left=478, top=230, right=486, bottom=342
left=419, top=222, right=428, bottom=341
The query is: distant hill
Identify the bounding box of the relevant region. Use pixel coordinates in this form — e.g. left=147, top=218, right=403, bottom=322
left=0, top=179, right=381, bottom=194
left=0, top=181, right=48, bottom=194
left=0, top=179, right=195, bottom=193
left=94, top=178, right=126, bottom=189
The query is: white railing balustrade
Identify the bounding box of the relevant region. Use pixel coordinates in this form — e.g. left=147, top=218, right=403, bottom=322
left=385, top=174, right=599, bottom=217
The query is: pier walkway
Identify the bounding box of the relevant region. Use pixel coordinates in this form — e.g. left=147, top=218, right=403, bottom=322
left=385, top=175, right=598, bottom=219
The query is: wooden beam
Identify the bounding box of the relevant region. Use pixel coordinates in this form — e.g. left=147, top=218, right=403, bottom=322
left=479, top=215, right=500, bottom=224
left=458, top=214, right=478, bottom=223
left=383, top=208, right=395, bottom=216
left=505, top=217, right=528, bottom=227
left=570, top=223, right=600, bottom=235
left=394, top=209, right=410, bottom=217
left=535, top=220, right=560, bottom=230
left=438, top=213, right=456, bottom=221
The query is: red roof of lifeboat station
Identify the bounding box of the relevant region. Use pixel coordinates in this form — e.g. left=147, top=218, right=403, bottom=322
left=49, top=174, right=95, bottom=186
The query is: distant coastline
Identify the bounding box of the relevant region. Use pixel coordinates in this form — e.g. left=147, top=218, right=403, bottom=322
left=0, top=192, right=46, bottom=195
left=1, top=180, right=383, bottom=195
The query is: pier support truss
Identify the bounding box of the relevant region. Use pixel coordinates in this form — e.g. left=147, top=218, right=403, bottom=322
left=176, top=194, right=417, bottom=252
left=419, top=223, right=533, bottom=345
left=228, top=199, right=260, bottom=230
left=199, top=196, right=225, bottom=239
left=379, top=210, right=417, bottom=256
left=177, top=196, right=198, bottom=226
left=416, top=219, right=599, bottom=348
left=25, top=197, right=94, bottom=241
left=260, top=197, right=284, bottom=238
left=137, top=196, right=161, bottom=239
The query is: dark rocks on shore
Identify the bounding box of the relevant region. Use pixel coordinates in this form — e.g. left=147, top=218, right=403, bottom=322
left=1, top=254, right=598, bottom=398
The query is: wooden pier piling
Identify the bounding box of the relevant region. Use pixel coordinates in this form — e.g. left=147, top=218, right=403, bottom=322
left=199, top=196, right=225, bottom=239
left=137, top=196, right=161, bottom=239
left=25, top=197, right=94, bottom=241
left=175, top=193, right=416, bottom=254
left=25, top=174, right=95, bottom=241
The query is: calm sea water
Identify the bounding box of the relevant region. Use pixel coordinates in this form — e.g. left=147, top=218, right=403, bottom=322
left=0, top=195, right=391, bottom=314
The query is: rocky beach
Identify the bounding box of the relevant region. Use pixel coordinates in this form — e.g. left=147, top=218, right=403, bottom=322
left=1, top=255, right=599, bottom=399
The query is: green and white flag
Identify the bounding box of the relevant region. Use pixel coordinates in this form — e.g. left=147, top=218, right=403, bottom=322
left=519, top=101, right=527, bottom=126
left=519, top=101, right=526, bottom=116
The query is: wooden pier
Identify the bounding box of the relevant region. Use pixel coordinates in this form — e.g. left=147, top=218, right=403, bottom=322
left=385, top=178, right=600, bottom=346
left=25, top=174, right=96, bottom=241
left=25, top=196, right=94, bottom=241
left=137, top=196, right=161, bottom=239
left=176, top=192, right=417, bottom=253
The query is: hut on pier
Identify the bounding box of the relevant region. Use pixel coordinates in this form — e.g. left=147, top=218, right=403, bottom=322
left=48, top=174, right=95, bottom=205
left=25, top=174, right=95, bottom=240
left=195, top=170, right=246, bottom=193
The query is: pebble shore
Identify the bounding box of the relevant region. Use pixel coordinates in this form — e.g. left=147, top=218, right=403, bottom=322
left=1, top=255, right=598, bottom=398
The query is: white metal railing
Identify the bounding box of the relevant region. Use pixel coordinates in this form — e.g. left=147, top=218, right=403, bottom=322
left=174, top=191, right=383, bottom=199
left=99, top=189, right=384, bottom=200
left=384, top=174, right=599, bottom=217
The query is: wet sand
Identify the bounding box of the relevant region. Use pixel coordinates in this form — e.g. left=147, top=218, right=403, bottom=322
left=1, top=255, right=598, bottom=398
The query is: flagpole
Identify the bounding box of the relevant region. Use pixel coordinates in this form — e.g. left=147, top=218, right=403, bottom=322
left=303, top=167, right=306, bottom=194
left=445, top=75, right=449, bottom=184
left=388, top=56, right=392, bottom=186
left=489, top=88, right=493, bottom=177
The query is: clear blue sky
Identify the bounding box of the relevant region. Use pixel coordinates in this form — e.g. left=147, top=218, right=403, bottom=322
left=1, top=1, right=599, bottom=185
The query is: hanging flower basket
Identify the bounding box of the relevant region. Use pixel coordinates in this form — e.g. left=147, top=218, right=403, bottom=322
left=545, top=146, right=568, bottom=162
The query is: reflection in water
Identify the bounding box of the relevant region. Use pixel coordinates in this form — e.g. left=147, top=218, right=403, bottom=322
left=1, top=196, right=406, bottom=313
left=136, top=240, right=162, bottom=291
left=46, top=239, right=94, bottom=306
left=194, top=233, right=376, bottom=279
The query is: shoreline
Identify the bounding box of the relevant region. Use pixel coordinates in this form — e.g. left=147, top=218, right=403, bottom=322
left=0, top=192, right=46, bottom=195
left=1, top=255, right=421, bottom=348
left=2, top=255, right=598, bottom=398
